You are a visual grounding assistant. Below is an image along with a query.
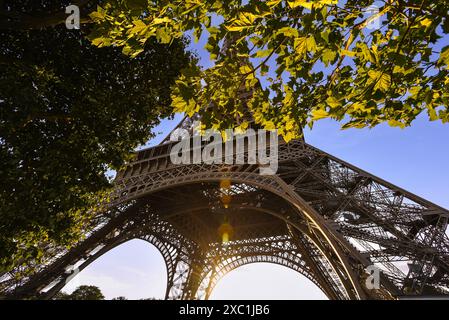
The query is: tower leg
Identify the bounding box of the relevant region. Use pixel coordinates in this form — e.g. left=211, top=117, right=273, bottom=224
left=166, top=252, right=206, bottom=300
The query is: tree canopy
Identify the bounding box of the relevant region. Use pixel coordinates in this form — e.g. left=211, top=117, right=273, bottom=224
left=88, top=0, right=449, bottom=140
left=0, top=9, right=192, bottom=273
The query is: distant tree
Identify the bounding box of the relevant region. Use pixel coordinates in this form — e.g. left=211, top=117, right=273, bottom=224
left=0, top=15, right=193, bottom=274
left=53, top=291, right=71, bottom=300
left=112, top=296, right=127, bottom=300
left=69, top=285, right=105, bottom=300
left=54, top=285, right=105, bottom=300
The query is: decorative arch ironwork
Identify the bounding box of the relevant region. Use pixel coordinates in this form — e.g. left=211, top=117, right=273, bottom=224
left=2, top=135, right=449, bottom=300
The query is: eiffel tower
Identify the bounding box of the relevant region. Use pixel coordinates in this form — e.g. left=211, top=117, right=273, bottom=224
left=1, top=113, right=449, bottom=300
left=2, top=38, right=449, bottom=300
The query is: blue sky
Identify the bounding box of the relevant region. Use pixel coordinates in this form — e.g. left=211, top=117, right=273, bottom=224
left=62, top=10, right=449, bottom=299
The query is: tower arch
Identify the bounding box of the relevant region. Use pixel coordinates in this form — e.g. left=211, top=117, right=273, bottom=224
left=59, top=238, right=167, bottom=299
left=3, top=135, right=449, bottom=300
left=207, top=262, right=328, bottom=300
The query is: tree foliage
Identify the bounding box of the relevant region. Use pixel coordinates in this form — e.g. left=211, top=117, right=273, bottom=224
left=89, top=0, right=449, bottom=140
left=0, top=19, right=192, bottom=272
left=54, top=285, right=105, bottom=300
left=70, top=285, right=105, bottom=300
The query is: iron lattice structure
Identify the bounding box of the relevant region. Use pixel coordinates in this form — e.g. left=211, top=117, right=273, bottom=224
left=1, top=117, right=449, bottom=300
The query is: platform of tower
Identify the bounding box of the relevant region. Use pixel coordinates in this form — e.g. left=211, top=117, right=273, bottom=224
left=1, top=115, right=449, bottom=300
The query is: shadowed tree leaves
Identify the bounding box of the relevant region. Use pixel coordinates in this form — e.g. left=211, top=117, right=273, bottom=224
left=0, top=24, right=192, bottom=274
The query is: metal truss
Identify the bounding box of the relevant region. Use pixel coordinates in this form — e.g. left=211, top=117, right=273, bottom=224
left=1, top=132, right=449, bottom=300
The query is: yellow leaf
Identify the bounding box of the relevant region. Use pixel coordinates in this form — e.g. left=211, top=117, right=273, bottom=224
left=306, top=36, right=317, bottom=52
left=289, top=0, right=337, bottom=10
left=326, top=96, right=341, bottom=108
left=409, top=86, right=422, bottom=97
left=278, top=27, right=299, bottom=38
left=294, top=37, right=307, bottom=57
left=129, top=20, right=148, bottom=35
left=341, top=49, right=356, bottom=57
left=152, top=17, right=171, bottom=25
left=311, top=109, right=329, bottom=120
left=267, top=0, right=283, bottom=7
left=89, top=8, right=106, bottom=21
left=288, top=0, right=312, bottom=9
left=226, top=11, right=257, bottom=32
left=388, top=119, right=406, bottom=128
left=420, top=18, right=432, bottom=28
left=156, top=28, right=171, bottom=44
left=393, top=65, right=406, bottom=74
left=322, top=48, right=337, bottom=66
left=239, top=65, right=253, bottom=74
left=368, top=70, right=391, bottom=92
left=350, top=101, right=366, bottom=112
left=283, top=131, right=297, bottom=143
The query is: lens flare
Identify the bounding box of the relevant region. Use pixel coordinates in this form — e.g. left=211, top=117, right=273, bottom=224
left=220, top=194, right=232, bottom=208
left=217, top=223, right=233, bottom=243
left=220, top=179, right=231, bottom=190
left=220, top=179, right=232, bottom=208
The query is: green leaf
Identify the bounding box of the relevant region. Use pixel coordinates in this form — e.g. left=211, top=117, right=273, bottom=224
left=368, top=70, right=391, bottom=92
left=254, top=49, right=272, bottom=58
left=91, top=37, right=111, bottom=47
left=261, top=64, right=269, bottom=75
left=438, top=46, right=449, bottom=69
left=89, top=9, right=106, bottom=22
left=127, top=0, right=148, bottom=10
left=322, top=48, right=336, bottom=66
left=427, top=104, right=438, bottom=121
left=278, top=27, right=299, bottom=38
left=342, top=120, right=367, bottom=129
left=294, top=37, right=307, bottom=57
left=156, top=28, right=171, bottom=44
left=226, top=11, right=258, bottom=32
